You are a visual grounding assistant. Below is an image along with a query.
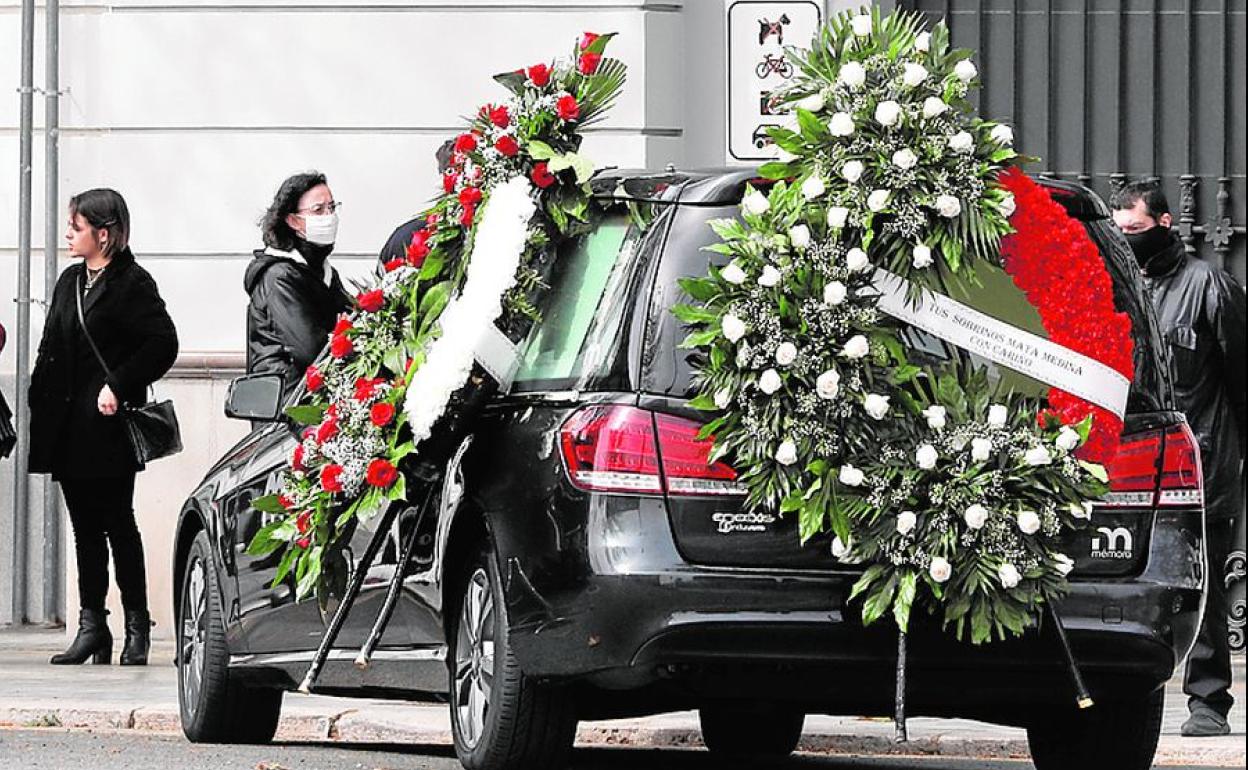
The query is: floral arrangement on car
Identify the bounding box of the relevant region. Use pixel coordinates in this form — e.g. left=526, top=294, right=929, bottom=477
left=675, top=6, right=1133, bottom=686
left=247, top=32, right=626, bottom=601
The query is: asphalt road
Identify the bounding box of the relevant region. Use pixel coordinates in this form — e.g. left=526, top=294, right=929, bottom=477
left=0, top=729, right=1242, bottom=770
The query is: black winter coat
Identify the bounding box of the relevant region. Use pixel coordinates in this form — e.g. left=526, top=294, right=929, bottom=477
left=28, top=249, right=179, bottom=479
left=244, top=249, right=350, bottom=388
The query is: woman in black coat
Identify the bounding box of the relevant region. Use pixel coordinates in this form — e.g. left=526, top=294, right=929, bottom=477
left=29, top=188, right=178, bottom=666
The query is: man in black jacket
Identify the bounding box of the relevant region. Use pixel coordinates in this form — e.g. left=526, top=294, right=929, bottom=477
left=1112, top=178, right=1247, bottom=737
left=246, top=172, right=351, bottom=390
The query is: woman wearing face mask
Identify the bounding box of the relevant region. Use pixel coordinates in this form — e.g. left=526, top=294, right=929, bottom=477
left=29, top=188, right=179, bottom=666
left=245, top=172, right=351, bottom=388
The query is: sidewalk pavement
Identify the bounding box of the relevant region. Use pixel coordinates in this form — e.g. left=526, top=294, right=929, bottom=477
left=1, top=625, right=1243, bottom=766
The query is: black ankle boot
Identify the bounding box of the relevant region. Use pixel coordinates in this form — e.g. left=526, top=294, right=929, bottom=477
left=120, top=609, right=152, bottom=666
left=50, top=608, right=112, bottom=665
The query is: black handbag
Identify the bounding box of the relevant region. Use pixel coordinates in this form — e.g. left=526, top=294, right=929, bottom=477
left=0, top=388, right=16, bottom=459
left=76, top=276, right=182, bottom=464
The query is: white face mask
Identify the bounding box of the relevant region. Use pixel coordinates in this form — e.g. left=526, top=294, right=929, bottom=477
left=301, top=212, right=339, bottom=246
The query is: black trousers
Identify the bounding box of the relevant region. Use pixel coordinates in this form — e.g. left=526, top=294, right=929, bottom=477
left=60, top=474, right=148, bottom=614
left=1184, top=517, right=1237, bottom=718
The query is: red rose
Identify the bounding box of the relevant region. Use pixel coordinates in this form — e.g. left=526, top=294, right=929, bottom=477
left=333, top=317, right=353, bottom=335
left=495, top=135, right=520, bottom=157
left=370, top=402, right=396, bottom=427
left=526, top=63, right=551, bottom=86
left=357, top=289, right=385, bottom=313
left=295, top=511, right=312, bottom=534
left=425, top=212, right=440, bottom=227
left=366, top=458, right=399, bottom=488
left=459, top=186, right=482, bottom=207
left=460, top=204, right=476, bottom=228
left=326, top=402, right=339, bottom=420
left=531, top=162, right=557, bottom=189
left=279, top=494, right=295, bottom=510
left=556, top=94, right=580, bottom=121
left=580, top=31, right=600, bottom=50
left=305, top=365, right=323, bottom=392
left=320, top=464, right=344, bottom=493
left=578, top=52, right=602, bottom=75
left=454, top=132, right=477, bottom=153
left=301, top=426, right=316, bottom=442
left=296, top=536, right=311, bottom=549
left=316, top=417, right=338, bottom=444
left=407, top=233, right=430, bottom=267
left=330, top=334, right=353, bottom=359
left=442, top=171, right=458, bottom=194
left=488, top=104, right=510, bottom=128
left=354, top=376, right=384, bottom=402
left=291, top=444, right=305, bottom=470
left=384, top=257, right=404, bottom=273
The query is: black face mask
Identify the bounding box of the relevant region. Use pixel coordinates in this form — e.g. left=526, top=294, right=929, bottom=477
left=1123, top=225, right=1172, bottom=270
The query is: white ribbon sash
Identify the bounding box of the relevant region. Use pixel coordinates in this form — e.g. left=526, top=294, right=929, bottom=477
left=871, top=269, right=1130, bottom=419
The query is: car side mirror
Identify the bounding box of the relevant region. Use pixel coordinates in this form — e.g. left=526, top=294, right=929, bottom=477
left=225, top=374, right=284, bottom=422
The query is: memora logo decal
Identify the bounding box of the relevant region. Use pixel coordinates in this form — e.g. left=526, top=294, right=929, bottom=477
left=712, top=511, right=777, bottom=535
left=1091, top=526, right=1134, bottom=559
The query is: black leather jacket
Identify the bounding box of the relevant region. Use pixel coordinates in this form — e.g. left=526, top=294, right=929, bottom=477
left=1141, top=231, right=1246, bottom=521
left=244, top=248, right=350, bottom=388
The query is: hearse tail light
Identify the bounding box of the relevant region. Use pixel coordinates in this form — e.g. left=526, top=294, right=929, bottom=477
left=1100, top=423, right=1203, bottom=509
left=653, top=412, right=746, bottom=497
left=1157, top=423, right=1203, bottom=507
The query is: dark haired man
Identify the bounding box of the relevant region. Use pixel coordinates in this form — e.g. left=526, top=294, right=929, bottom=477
left=1112, top=178, right=1246, bottom=737
left=378, top=139, right=457, bottom=268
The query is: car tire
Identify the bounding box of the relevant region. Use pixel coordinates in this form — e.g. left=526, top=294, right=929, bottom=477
left=699, top=706, right=805, bottom=758
left=178, top=530, right=282, bottom=744
left=448, top=543, right=577, bottom=770
left=1026, top=687, right=1164, bottom=770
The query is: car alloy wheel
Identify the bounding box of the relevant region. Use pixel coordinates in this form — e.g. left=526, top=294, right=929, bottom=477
left=179, top=552, right=208, bottom=718
left=453, top=566, right=496, bottom=750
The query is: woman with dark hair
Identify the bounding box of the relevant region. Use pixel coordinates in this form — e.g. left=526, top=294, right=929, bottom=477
left=245, top=172, right=350, bottom=387
left=28, top=188, right=178, bottom=666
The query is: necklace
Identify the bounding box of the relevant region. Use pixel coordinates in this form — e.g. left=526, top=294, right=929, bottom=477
left=84, top=264, right=106, bottom=291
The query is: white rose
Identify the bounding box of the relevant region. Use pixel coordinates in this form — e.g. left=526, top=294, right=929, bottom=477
left=841, top=160, right=865, bottom=183
left=774, top=440, right=798, bottom=466
left=838, top=463, right=865, bottom=487
left=935, top=194, right=962, bottom=218
left=758, top=264, right=782, bottom=288
left=720, top=261, right=746, bottom=285
left=1056, top=426, right=1081, bottom=452
left=922, top=96, right=949, bottom=118
left=914, top=31, right=931, bottom=52
left=902, top=63, right=929, bottom=87
left=954, top=59, right=978, bottom=82
left=928, top=555, right=951, bottom=583
left=713, top=388, right=732, bottom=410
left=801, top=175, right=827, bottom=200
left=815, top=369, right=841, bottom=400
left=788, top=224, right=811, bottom=250
left=743, top=190, right=770, bottom=216
left=963, top=504, right=989, bottom=529
left=838, top=61, right=867, bottom=89
left=775, top=341, right=798, bottom=366
left=850, top=13, right=873, bottom=36
left=863, top=393, right=891, bottom=420
left=823, top=280, right=848, bottom=306
left=999, top=193, right=1017, bottom=218
left=970, top=437, right=993, bottom=463
left=845, top=247, right=871, bottom=273
left=990, top=124, right=1014, bottom=146
left=916, top=443, right=939, bottom=470
left=1016, top=509, right=1041, bottom=535
left=796, top=92, right=825, bottom=113
left=948, top=131, right=974, bottom=153
left=831, top=535, right=851, bottom=559
left=874, top=100, right=902, bottom=127
left=896, top=510, right=918, bottom=535
left=840, top=334, right=870, bottom=360
left=892, top=148, right=918, bottom=170
left=826, top=206, right=849, bottom=229
left=912, top=243, right=933, bottom=268
left=722, top=313, right=746, bottom=343
left=1024, top=446, right=1053, bottom=466
left=987, top=403, right=1009, bottom=427
left=758, top=368, right=783, bottom=395
left=1053, top=553, right=1075, bottom=577
left=923, top=404, right=947, bottom=431
left=867, top=189, right=891, bottom=213
left=997, top=562, right=1022, bottom=589
left=828, top=112, right=856, bottom=137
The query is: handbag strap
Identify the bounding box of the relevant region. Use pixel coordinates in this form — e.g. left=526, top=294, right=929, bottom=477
left=75, top=274, right=118, bottom=385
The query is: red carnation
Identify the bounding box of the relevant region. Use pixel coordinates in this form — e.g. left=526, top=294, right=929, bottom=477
left=442, top=171, right=458, bottom=194
left=384, top=257, right=404, bottom=273
left=316, top=417, right=338, bottom=444
left=531, top=162, right=557, bottom=189
left=333, top=317, right=353, bottom=335
left=580, top=31, right=600, bottom=50
left=526, top=63, right=551, bottom=87
left=330, top=333, right=353, bottom=359
left=320, top=464, right=344, bottom=493
left=459, top=186, right=483, bottom=207
left=354, top=376, right=384, bottom=402
left=366, top=458, right=399, bottom=488
left=305, top=365, right=323, bottom=392
left=295, top=511, right=313, bottom=534
left=454, top=132, right=477, bottom=153
left=357, top=289, right=385, bottom=313
left=370, top=402, right=396, bottom=427
left=578, top=52, right=602, bottom=75
left=460, top=204, right=476, bottom=228
left=488, top=104, right=510, bottom=128
left=495, top=135, right=520, bottom=157
left=556, top=94, right=580, bottom=121
left=291, top=444, right=305, bottom=470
